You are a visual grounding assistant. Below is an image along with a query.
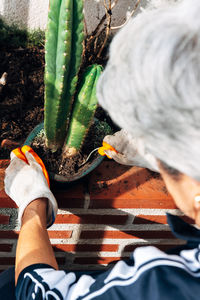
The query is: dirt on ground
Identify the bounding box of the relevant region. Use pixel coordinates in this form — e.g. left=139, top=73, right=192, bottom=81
left=0, top=47, right=45, bottom=158
left=0, top=46, right=114, bottom=178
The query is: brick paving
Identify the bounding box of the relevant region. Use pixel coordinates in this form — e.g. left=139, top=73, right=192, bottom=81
left=0, top=160, right=190, bottom=272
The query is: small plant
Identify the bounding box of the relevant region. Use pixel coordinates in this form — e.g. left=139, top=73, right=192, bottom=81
left=44, top=0, right=103, bottom=158
left=0, top=18, right=45, bottom=48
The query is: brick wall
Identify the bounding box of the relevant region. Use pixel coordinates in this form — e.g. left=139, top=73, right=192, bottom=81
left=0, top=159, right=190, bottom=272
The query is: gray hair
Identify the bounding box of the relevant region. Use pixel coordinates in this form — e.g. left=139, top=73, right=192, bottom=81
left=97, top=0, right=200, bottom=181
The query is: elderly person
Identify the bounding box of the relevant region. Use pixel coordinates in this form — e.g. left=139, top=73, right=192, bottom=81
left=98, top=0, right=200, bottom=227
left=1, top=0, right=200, bottom=299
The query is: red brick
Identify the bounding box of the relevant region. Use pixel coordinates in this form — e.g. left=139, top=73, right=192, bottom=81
left=123, top=243, right=184, bottom=252
left=0, top=191, right=17, bottom=208
left=0, top=214, right=10, bottom=225
left=0, top=257, right=64, bottom=266
left=0, top=256, right=64, bottom=266
left=58, top=197, right=84, bottom=209
left=89, top=198, right=176, bottom=209
left=134, top=215, right=167, bottom=224
left=89, top=162, right=176, bottom=209
left=0, top=160, right=9, bottom=192
left=182, top=216, right=194, bottom=224
left=54, top=193, right=84, bottom=209
left=74, top=256, right=125, bottom=265
left=55, top=214, right=128, bottom=225
left=80, top=230, right=175, bottom=239
left=53, top=244, right=119, bottom=252
left=53, top=182, right=85, bottom=199
left=133, top=215, right=194, bottom=225
left=0, top=244, right=13, bottom=252
left=56, top=257, right=65, bottom=265
left=0, top=257, right=15, bottom=265
left=0, top=231, right=18, bottom=239
left=0, top=160, right=10, bottom=169
left=47, top=231, right=72, bottom=239
left=53, top=182, right=85, bottom=209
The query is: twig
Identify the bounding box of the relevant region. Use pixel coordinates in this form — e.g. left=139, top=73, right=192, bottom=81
left=86, top=0, right=118, bottom=42
left=1, top=139, right=21, bottom=150
left=84, top=11, right=106, bottom=63
left=110, top=0, right=119, bottom=10
left=85, top=0, right=133, bottom=62
left=94, top=36, right=99, bottom=53
left=97, top=0, right=112, bottom=58
left=88, top=15, right=106, bottom=41
left=79, top=148, right=99, bottom=166
left=0, top=72, right=7, bottom=86
left=111, top=0, right=141, bottom=30
left=0, top=72, right=8, bottom=93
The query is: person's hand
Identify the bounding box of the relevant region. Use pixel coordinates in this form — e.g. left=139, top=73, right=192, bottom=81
left=4, top=145, right=58, bottom=228
left=101, top=129, right=159, bottom=172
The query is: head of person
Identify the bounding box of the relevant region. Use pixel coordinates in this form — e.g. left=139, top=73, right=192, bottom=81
left=97, top=0, right=200, bottom=225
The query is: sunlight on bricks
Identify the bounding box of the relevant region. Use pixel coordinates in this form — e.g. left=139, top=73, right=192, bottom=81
left=0, top=160, right=187, bottom=271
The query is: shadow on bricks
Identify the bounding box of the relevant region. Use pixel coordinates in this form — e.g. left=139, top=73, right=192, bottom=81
left=49, top=161, right=186, bottom=267
left=0, top=159, right=188, bottom=270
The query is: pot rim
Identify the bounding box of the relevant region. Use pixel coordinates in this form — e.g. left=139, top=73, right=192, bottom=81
left=24, top=122, right=104, bottom=183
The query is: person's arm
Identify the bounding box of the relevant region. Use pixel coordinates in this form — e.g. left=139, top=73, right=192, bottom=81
left=4, top=146, right=58, bottom=286
left=15, top=197, right=58, bottom=284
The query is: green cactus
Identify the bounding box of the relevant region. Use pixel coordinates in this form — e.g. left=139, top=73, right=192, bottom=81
left=44, top=0, right=84, bottom=152
left=44, top=0, right=104, bottom=161
left=64, top=64, right=103, bottom=157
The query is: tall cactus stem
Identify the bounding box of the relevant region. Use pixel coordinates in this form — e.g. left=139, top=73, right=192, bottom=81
left=44, top=0, right=84, bottom=152
left=63, top=64, right=103, bottom=157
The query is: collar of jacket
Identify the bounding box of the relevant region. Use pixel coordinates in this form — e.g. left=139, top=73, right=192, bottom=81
left=167, top=213, right=200, bottom=243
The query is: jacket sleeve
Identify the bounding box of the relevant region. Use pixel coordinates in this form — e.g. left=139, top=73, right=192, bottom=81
left=16, top=242, right=199, bottom=300
left=16, top=263, right=77, bottom=300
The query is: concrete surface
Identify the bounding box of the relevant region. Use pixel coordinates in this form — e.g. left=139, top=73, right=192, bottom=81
left=0, top=0, right=49, bottom=30
left=0, top=0, right=148, bottom=32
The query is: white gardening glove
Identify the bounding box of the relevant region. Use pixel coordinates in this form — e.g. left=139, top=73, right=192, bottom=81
left=100, top=129, right=159, bottom=172
left=4, top=145, right=58, bottom=228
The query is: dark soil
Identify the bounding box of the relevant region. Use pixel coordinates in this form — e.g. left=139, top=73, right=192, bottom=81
left=31, top=120, right=112, bottom=178
left=0, top=46, right=115, bottom=178
left=0, top=47, right=45, bottom=158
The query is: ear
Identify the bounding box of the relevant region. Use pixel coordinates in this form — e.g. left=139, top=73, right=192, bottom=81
left=194, top=195, right=200, bottom=227
left=194, top=195, right=200, bottom=209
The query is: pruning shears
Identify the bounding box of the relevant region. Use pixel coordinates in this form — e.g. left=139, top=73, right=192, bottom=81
left=98, top=141, right=118, bottom=158
left=80, top=141, right=118, bottom=166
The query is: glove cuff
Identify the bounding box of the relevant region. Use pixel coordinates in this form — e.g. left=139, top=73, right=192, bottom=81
left=46, top=192, right=58, bottom=228
left=18, top=190, right=58, bottom=228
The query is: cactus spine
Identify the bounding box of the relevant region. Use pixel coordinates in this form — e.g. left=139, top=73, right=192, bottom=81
left=44, top=0, right=84, bottom=152
left=64, top=64, right=103, bottom=157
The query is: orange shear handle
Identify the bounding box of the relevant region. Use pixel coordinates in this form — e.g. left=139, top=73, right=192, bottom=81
left=98, top=141, right=118, bottom=159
